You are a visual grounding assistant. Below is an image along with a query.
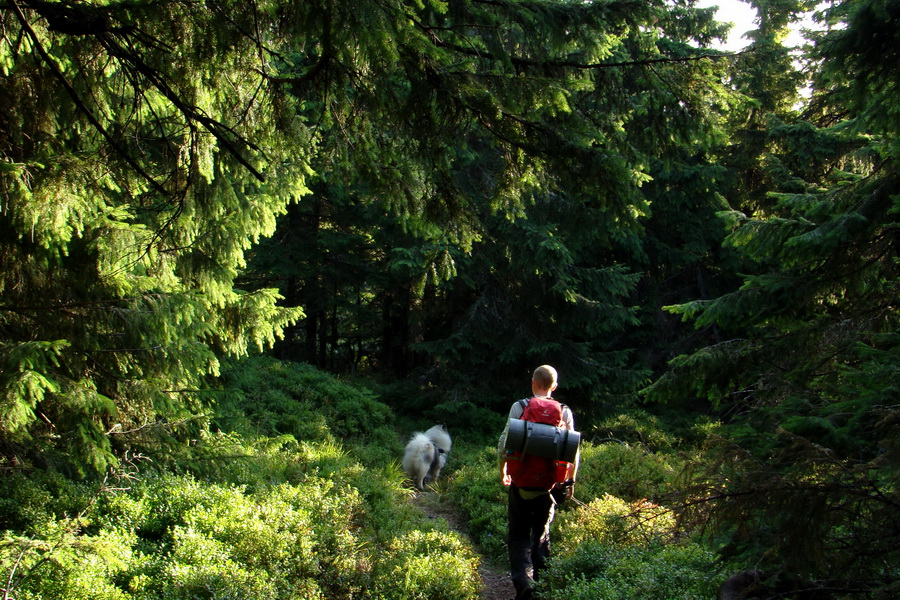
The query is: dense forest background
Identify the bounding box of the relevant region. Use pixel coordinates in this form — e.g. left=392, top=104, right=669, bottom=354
left=1, top=0, right=897, bottom=598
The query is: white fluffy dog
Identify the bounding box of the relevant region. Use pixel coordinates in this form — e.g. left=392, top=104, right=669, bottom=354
left=403, top=424, right=452, bottom=490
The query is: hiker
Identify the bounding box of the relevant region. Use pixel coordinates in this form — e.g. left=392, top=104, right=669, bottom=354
left=498, top=365, right=578, bottom=600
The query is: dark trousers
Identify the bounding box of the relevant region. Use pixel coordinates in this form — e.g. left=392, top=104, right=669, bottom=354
left=507, top=485, right=556, bottom=599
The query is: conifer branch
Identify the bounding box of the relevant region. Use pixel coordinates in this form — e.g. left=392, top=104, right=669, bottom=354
left=14, top=0, right=267, bottom=182
left=97, top=32, right=267, bottom=181
left=256, top=3, right=333, bottom=87
left=2, top=536, right=36, bottom=600
left=9, top=0, right=171, bottom=197
left=429, top=38, right=747, bottom=70
left=107, top=418, right=198, bottom=435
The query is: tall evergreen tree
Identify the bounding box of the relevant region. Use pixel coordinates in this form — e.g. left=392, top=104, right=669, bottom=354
left=646, top=0, right=899, bottom=592
left=0, top=0, right=310, bottom=473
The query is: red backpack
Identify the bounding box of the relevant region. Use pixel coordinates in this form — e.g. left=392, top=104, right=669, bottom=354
left=505, top=397, right=575, bottom=490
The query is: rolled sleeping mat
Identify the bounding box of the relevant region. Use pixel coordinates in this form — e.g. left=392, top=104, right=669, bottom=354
left=505, top=418, right=581, bottom=463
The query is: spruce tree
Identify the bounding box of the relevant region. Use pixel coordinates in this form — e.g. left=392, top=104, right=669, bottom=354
left=1, top=0, right=307, bottom=473
left=646, top=0, right=900, bottom=592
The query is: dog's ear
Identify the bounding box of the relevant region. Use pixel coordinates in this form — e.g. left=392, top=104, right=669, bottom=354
left=440, top=423, right=448, bottom=431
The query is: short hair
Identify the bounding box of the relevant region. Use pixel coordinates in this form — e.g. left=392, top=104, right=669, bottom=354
left=532, top=365, right=558, bottom=389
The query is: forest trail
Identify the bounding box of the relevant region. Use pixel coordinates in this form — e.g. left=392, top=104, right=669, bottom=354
left=411, top=492, right=514, bottom=600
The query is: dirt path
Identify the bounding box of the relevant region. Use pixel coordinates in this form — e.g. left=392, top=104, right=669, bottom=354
left=411, top=492, right=514, bottom=600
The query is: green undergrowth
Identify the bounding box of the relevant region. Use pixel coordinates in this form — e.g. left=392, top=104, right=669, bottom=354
left=0, top=358, right=481, bottom=600
left=0, top=357, right=721, bottom=599
left=542, top=494, right=718, bottom=600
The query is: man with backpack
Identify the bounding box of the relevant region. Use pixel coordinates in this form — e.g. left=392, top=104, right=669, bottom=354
left=498, top=365, right=579, bottom=600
